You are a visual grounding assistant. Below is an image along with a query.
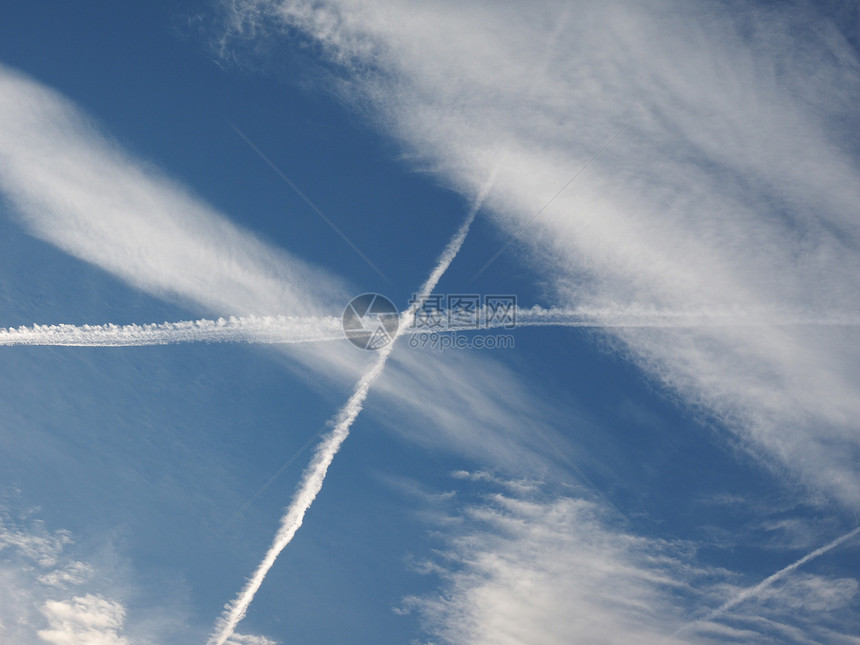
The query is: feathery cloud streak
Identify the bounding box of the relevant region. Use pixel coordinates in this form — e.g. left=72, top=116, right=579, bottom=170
left=0, top=63, right=554, bottom=479
left=0, top=58, right=588, bottom=522
left=0, top=54, right=624, bottom=645
left=0, top=63, right=346, bottom=319
left=217, top=0, right=860, bottom=508
left=404, top=477, right=860, bottom=645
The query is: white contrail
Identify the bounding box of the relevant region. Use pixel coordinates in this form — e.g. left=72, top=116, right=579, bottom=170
left=0, top=315, right=342, bottom=347
left=4, top=305, right=855, bottom=350
left=678, top=525, right=860, bottom=635
left=206, top=343, right=393, bottom=645
left=206, top=174, right=497, bottom=645
left=508, top=306, right=860, bottom=329
left=407, top=306, right=860, bottom=333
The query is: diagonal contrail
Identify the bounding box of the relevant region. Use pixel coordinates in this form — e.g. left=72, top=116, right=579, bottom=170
left=206, top=173, right=497, bottom=645
left=678, top=525, right=860, bottom=635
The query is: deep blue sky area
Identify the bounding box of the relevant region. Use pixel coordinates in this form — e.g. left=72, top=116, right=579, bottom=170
left=1, top=2, right=859, bottom=645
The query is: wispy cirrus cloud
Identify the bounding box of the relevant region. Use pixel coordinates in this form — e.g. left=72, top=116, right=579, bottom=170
left=0, top=62, right=347, bottom=319
left=6, top=4, right=859, bottom=642
left=216, top=0, right=860, bottom=510
left=0, top=43, right=632, bottom=645
left=0, top=509, right=132, bottom=645
left=402, top=475, right=860, bottom=645
left=0, top=62, right=562, bottom=480
left=404, top=490, right=696, bottom=645
left=38, top=594, right=132, bottom=645
left=0, top=505, right=276, bottom=645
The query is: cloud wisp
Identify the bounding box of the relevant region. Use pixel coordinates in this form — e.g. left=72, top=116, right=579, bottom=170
left=403, top=475, right=860, bottom=645
left=217, top=0, right=860, bottom=510
left=0, top=63, right=347, bottom=319
left=0, top=56, right=617, bottom=645
left=207, top=173, right=495, bottom=645
left=0, top=509, right=133, bottom=645
left=403, top=478, right=697, bottom=645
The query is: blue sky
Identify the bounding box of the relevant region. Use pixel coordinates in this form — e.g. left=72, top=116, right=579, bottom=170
left=1, top=1, right=859, bottom=644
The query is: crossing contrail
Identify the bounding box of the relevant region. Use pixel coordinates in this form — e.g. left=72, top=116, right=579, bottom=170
left=206, top=174, right=497, bottom=645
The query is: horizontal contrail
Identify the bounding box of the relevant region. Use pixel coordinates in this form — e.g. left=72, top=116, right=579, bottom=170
left=4, top=306, right=856, bottom=350
left=206, top=171, right=496, bottom=645
left=0, top=315, right=342, bottom=347
left=512, top=306, right=860, bottom=328
left=405, top=305, right=860, bottom=333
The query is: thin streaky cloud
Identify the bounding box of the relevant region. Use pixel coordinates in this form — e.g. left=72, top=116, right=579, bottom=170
left=468, top=126, right=626, bottom=283
left=230, top=123, right=391, bottom=283
left=230, top=0, right=860, bottom=509
left=207, top=171, right=495, bottom=645
left=0, top=62, right=570, bottom=487
left=0, top=63, right=347, bottom=319
left=476, top=375, right=625, bottom=520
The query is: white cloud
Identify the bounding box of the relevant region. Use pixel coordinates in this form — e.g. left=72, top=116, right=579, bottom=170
left=0, top=60, right=566, bottom=480
left=0, top=62, right=347, bottom=319
left=0, top=62, right=605, bottom=644
left=38, top=561, right=95, bottom=589
left=403, top=477, right=860, bottom=645
left=754, top=573, right=858, bottom=613
left=225, top=633, right=278, bottom=645
left=217, top=0, right=860, bottom=509
left=0, top=507, right=214, bottom=645
left=0, top=512, right=136, bottom=645
left=402, top=481, right=697, bottom=645
left=375, top=348, right=575, bottom=472
left=6, top=5, right=860, bottom=642
left=0, top=519, right=70, bottom=568
left=38, top=594, right=130, bottom=645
